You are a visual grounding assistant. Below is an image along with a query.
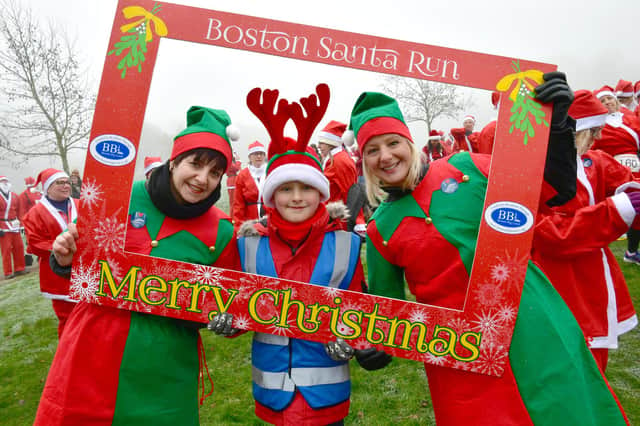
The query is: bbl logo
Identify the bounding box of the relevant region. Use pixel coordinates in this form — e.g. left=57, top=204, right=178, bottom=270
left=89, top=134, right=136, bottom=166
left=484, top=201, right=533, bottom=235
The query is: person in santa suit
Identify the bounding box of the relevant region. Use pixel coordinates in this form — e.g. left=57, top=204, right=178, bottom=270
left=143, top=155, right=163, bottom=180
left=449, top=114, right=479, bottom=153
left=590, top=85, right=640, bottom=264
left=615, top=79, right=638, bottom=114
left=476, top=91, right=501, bottom=154
left=34, top=106, right=241, bottom=425
left=232, top=140, right=267, bottom=231
left=316, top=120, right=358, bottom=205
left=532, top=90, right=638, bottom=372
left=634, top=80, right=640, bottom=119
left=0, top=176, right=27, bottom=279
left=210, top=84, right=389, bottom=426
left=22, top=169, right=78, bottom=334
left=422, top=130, right=446, bottom=163
left=225, top=151, right=242, bottom=217
left=349, top=73, right=630, bottom=425
left=18, top=176, right=42, bottom=221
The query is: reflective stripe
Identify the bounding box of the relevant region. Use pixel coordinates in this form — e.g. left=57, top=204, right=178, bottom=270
left=41, top=292, right=78, bottom=302
left=243, top=236, right=260, bottom=277
left=254, top=332, right=289, bottom=346
left=328, top=231, right=351, bottom=288
left=252, top=365, right=349, bottom=389
left=252, top=366, right=296, bottom=392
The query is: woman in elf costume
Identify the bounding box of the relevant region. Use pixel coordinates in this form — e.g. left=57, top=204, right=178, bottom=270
left=35, top=106, right=241, bottom=425
left=349, top=73, right=630, bottom=425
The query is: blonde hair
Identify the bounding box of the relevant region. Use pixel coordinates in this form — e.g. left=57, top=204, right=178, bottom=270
left=363, top=137, right=422, bottom=207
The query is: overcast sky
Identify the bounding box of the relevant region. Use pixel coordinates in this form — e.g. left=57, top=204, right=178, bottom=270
left=4, top=0, right=639, bottom=186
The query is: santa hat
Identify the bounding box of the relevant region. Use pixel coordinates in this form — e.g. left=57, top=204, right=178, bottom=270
left=247, top=140, right=266, bottom=155
left=491, top=91, right=500, bottom=109
left=615, top=79, right=634, bottom=98
left=343, top=92, right=412, bottom=153
left=317, top=120, right=347, bottom=147
left=24, top=176, right=35, bottom=187
left=635, top=81, right=640, bottom=98
left=594, top=85, right=616, bottom=99
left=36, top=168, right=68, bottom=193
left=463, top=115, right=476, bottom=123
left=171, top=106, right=240, bottom=171
left=428, top=129, right=443, bottom=141
left=247, top=84, right=330, bottom=208
left=569, top=90, right=609, bottom=132
left=0, top=176, right=8, bottom=182
left=143, top=156, right=163, bottom=176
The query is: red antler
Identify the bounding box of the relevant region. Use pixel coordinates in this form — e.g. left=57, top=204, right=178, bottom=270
left=246, top=87, right=290, bottom=158
left=289, top=83, right=330, bottom=152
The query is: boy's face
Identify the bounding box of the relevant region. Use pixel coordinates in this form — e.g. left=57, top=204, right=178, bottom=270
left=273, top=181, right=321, bottom=223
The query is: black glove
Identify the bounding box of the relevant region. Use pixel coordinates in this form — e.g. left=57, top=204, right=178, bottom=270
left=534, top=71, right=574, bottom=130
left=325, top=338, right=355, bottom=362
left=0, top=229, right=4, bottom=237
left=354, top=348, right=392, bottom=371
left=207, top=312, right=240, bottom=337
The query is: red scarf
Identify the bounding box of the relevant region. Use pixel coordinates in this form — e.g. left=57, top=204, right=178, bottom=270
left=268, top=203, right=328, bottom=248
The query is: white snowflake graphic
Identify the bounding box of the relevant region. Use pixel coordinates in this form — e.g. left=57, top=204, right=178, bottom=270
left=447, top=316, right=471, bottom=332
left=103, top=257, right=123, bottom=281
left=424, top=352, right=447, bottom=366
left=474, top=282, right=503, bottom=307
left=233, top=314, right=251, bottom=330
left=265, top=322, right=293, bottom=336
left=80, top=178, right=104, bottom=209
left=474, top=344, right=508, bottom=376
left=471, top=310, right=502, bottom=341
left=94, top=216, right=126, bottom=254
left=490, top=263, right=510, bottom=283
left=408, top=308, right=430, bottom=324
left=70, top=262, right=100, bottom=302
left=184, top=264, right=222, bottom=286
left=496, top=304, right=518, bottom=324
left=322, top=286, right=340, bottom=299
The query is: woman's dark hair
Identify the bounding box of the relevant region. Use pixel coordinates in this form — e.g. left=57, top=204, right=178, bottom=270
left=172, top=148, right=228, bottom=172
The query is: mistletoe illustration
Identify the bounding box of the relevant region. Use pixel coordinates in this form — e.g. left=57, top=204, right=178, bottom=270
left=496, top=61, right=549, bottom=145
left=107, top=3, right=168, bottom=79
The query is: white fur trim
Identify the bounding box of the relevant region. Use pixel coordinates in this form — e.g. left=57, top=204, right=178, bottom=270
left=143, top=161, right=163, bottom=175
left=261, top=163, right=329, bottom=208
left=612, top=192, right=636, bottom=227
left=43, top=171, right=69, bottom=193
left=575, top=113, right=608, bottom=132
left=618, top=314, right=638, bottom=336
left=463, top=115, right=476, bottom=123
left=617, top=90, right=634, bottom=98
left=248, top=145, right=266, bottom=155
left=318, top=131, right=342, bottom=146
left=226, top=124, right=240, bottom=142
left=596, top=90, right=616, bottom=99
left=342, top=130, right=355, bottom=147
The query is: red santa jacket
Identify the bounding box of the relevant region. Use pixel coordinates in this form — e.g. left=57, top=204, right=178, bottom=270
left=476, top=120, right=497, bottom=155
left=532, top=149, right=638, bottom=348
left=232, top=166, right=263, bottom=230
left=323, top=147, right=357, bottom=204
left=22, top=197, right=78, bottom=299
left=590, top=112, right=640, bottom=175
left=225, top=160, right=242, bottom=189
left=449, top=128, right=479, bottom=153
left=18, top=188, right=42, bottom=221
left=0, top=191, right=21, bottom=232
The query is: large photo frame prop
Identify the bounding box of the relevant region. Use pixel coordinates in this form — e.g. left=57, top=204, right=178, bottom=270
left=72, top=0, right=556, bottom=377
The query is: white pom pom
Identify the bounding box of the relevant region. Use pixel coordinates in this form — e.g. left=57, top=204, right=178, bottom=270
left=342, top=129, right=355, bottom=147
left=226, top=124, right=240, bottom=142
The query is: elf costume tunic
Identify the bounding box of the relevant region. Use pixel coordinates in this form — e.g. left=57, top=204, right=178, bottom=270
left=34, top=181, right=240, bottom=426
left=366, top=152, right=628, bottom=426
left=532, top=149, right=638, bottom=370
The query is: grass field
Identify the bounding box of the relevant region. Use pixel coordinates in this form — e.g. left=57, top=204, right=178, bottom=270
left=0, top=241, right=638, bottom=425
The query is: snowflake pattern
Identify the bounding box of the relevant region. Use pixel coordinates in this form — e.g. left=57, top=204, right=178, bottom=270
left=184, top=264, right=222, bottom=286
left=496, top=304, right=518, bottom=324
left=490, top=263, right=510, bottom=283
left=233, top=314, right=251, bottom=330
left=474, top=282, right=503, bottom=307
left=94, top=216, right=126, bottom=254
left=80, top=178, right=104, bottom=210
left=471, top=310, right=503, bottom=341
left=424, top=352, right=447, bottom=366
left=408, top=308, right=430, bottom=324
left=70, top=262, right=100, bottom=302
left=322, top=286, right=340, bottom=299
left=474, top=343, right=508, bottom=376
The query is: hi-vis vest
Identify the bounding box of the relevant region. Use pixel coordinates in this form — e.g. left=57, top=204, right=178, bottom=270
left=238, top=231, right=361, bottom=411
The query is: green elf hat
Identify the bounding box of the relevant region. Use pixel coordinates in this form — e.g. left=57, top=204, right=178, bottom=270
left=342, top=92, right=413, bottom=153
left=171, top=106, right=240, bottom=171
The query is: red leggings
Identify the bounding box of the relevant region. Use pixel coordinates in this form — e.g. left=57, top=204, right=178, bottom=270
left=51, top=299, right=77, bottom=338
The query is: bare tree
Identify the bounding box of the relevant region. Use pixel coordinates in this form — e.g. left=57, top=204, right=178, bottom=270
left=0, top=0, right=95, bottom=174
left=381, top=76, right=471, bottom=135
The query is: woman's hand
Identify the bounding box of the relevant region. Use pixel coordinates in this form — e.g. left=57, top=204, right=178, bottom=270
left=52, top=222, right=79, bottom=267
